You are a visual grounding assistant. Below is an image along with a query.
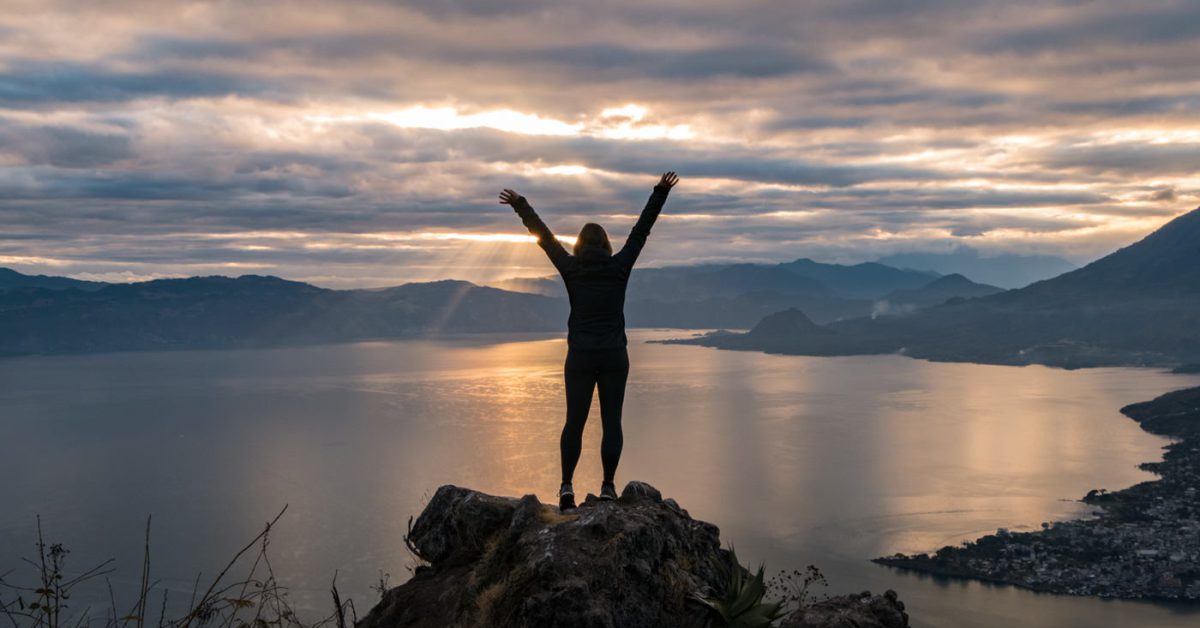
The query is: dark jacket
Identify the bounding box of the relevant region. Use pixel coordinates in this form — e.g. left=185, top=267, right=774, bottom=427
left=512, top=185, right=672, bottom=350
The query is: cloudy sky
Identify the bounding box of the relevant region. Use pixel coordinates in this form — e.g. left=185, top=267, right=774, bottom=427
left=1, top=0, right=1197, bottom=287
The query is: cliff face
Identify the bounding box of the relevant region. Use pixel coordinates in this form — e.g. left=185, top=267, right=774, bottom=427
left=358, top=481, right=909, bottom=628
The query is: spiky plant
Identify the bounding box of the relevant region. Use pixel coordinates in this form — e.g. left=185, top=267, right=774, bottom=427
left=695, top=546, right=787, bottom=628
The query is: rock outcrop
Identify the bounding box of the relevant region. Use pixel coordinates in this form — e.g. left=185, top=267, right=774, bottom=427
left=782, top=590, right=909, bottom=628
left=358, top=481, right=908, bottom=628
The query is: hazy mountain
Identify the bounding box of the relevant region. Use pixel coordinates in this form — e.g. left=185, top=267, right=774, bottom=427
left=637, top=263, right=835, bottom=299
left=0, top=267, right=109, bottom=291
left=875, top=274, right=1004, bottom=314
left=778, top=258, right=938, bottom=298
left=875, top=248, right=1076, bottom=289
left=0, top=275, right=566, bottom=356
left=677, top=208, right=1200, bottom=368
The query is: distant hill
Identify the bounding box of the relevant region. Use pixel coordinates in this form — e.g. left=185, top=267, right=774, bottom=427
left=674, top=208, right=1200, bottom=368
left=876, top=248, right=1076, bottom=289
left=0, top=275, right=566, bottom=356
left=0, top=267, right=109, bottom=291
left=743, top=308, right=831, bottom=342
left=876, top=274, right=1004, bottom=314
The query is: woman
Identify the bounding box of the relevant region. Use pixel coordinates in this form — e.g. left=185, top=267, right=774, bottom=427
left=499, top=171, right=679, bottom=510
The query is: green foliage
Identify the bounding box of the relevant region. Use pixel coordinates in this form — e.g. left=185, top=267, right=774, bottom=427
left=696, top=547, right=787, bottom=628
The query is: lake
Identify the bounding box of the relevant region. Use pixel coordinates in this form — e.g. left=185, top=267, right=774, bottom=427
left=2, top=330, right=1199, bottom=627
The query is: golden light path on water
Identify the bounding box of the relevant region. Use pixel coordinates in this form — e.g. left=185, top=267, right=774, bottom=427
left=344, top=332, right=1192, bottom=557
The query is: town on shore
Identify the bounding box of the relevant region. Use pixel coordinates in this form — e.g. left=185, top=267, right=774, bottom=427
left=875, top=385, right=1200, bottom=601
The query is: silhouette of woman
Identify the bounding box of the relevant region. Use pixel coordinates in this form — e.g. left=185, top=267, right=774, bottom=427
left=500, top=172, right=678, bottom=510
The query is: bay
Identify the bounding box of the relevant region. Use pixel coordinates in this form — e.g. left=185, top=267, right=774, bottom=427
left=2, top=330, right=1198, bottom=627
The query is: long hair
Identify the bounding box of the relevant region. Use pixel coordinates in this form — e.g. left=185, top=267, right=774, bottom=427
left=573, top=222, right=612, bottom=256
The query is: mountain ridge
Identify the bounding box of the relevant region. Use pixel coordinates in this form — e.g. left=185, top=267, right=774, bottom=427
left=671, top=207, right=1200, bottom=368
left=0, top=267, right=109, bottom=292
left=0, top=274, right=567, bottom=356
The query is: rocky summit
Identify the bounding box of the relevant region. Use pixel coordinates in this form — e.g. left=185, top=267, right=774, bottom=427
left=357, top=481, right=908, bottom=628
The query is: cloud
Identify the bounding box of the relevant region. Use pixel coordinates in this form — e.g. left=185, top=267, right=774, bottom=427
left=1, top=0, right=1198, bottom=284
left=0, top=62, right=277, bottom=106
left=0, top=123, right=134, bottom=167
left=1148, top=187, right=1177, bottom=202
left=974, top=1, right=1200, bottom=54
left=1029, top=142, right=1200, bottom=176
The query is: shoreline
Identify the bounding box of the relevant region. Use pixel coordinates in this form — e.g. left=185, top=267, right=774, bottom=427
left=873, top=386, right=1200, bottom=601
left=657, top=330, right=1183, bottom=370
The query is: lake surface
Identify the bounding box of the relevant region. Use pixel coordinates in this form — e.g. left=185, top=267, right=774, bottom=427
left=2, top=330, right=1199, bottom=627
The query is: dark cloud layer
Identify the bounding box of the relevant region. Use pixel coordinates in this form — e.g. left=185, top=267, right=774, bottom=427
left=0, top=62, right=280, bottom=105
left=0, top=124, right=134, bottom=167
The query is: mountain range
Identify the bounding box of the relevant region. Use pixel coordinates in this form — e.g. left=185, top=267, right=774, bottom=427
left=0, top=276, right=565, bottom=356
left=494, top=257, right=966, bottom=328
left=7, top=207, right=1194, bottom=364
left=675, top=207, right=1200, bottom=368
left=0, top=257, right=998, bottom=356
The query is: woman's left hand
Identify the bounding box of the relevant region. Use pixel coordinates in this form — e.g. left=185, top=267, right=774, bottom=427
left=657, top=172, right=679, bottom=189
left=499, top=189, right=522, bottom=206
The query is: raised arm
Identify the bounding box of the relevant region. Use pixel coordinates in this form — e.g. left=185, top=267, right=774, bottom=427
left=615, top=171, right=678, bottom=269
left=499, top=188, right=571, bottom=273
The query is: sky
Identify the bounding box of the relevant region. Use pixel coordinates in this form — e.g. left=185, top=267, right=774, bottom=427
left=1, top=0, right=1198, bottom=287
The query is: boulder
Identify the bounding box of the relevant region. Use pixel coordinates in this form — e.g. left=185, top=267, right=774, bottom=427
left=358, top=482, right=909, bottom=628
left=782, top=589, right=909, bottom=628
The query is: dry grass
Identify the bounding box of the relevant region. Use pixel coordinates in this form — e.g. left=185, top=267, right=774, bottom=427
left=468, top=581, right=506, bottom=627
left=536, top=506, right=578, bottom=526
left=0, top=508, right=359, bottom=628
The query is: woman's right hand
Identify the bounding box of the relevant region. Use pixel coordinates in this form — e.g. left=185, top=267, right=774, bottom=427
left=657, top=171, right=679, bottom=189
left=499, top=189, right=522, bottom=206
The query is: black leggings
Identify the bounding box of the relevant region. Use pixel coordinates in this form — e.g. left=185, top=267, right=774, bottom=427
left=561, top=347, right=630, bottom=485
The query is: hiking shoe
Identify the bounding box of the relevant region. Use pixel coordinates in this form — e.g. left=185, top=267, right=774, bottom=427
left=599, top=482, right=618, bottom=501
left=558, top=483, right=576, bottom=511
